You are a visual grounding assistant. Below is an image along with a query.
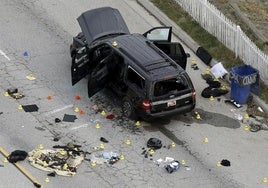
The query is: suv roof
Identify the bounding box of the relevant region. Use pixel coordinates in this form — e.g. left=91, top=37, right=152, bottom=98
left=105, top=34, right=184, bottom=80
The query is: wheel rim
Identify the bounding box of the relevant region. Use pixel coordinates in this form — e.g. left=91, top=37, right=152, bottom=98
left=123, top=101, right=132, bottom=117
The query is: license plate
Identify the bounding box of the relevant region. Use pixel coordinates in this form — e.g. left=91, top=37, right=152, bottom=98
left=167, top=100, right=176, bottom=107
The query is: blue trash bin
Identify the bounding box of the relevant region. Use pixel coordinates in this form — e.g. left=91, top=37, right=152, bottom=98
left=230, top=65, right=258, bottom=104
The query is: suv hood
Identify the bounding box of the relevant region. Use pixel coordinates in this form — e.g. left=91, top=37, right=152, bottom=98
left=77, top=7, right=130, bottom=45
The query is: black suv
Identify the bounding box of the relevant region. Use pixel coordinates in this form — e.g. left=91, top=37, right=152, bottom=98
left=70, top=7, right=196, bottom=119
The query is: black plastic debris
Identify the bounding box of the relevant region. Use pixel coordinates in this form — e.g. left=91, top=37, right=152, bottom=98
left=0, top=112, right=3, bottom=115
left=47, top=172, right=56, bottom=177
left=8, top=150, right=28, bottom=163
left=7, top=87, right=18, bottom=94
left=62, top=114, right=77, bottom=122
left=221, top=159, right=231, bottom=167
left=165, top=160, right=180, bottom=173
left=33, top=182, right=41, bottom=188
left=55, top=118, right=61, bottom=123
left=0, top=164, right=4, bottom=167
left=147, top=138, right=162, bottom=150
left=53, top=137, right=60, bottom=142
left=100, top=137, right=109, bottom=143
left=201, top=87, right=228, bottom=98
left=22, top=104, right=39, bottom=112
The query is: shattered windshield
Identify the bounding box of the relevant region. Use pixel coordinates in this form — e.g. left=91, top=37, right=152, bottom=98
left=154, top=76, right=188, bottom=97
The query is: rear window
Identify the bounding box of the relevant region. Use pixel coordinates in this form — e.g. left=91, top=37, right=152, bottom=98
left=154, top=76, right=189, bottom=97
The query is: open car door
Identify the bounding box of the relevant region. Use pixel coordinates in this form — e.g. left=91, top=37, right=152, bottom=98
left=143, top=27, right=187, bottom=70
left=71, top=46, right=90, bottom=85
left=87, top=51, right=113, bottom=97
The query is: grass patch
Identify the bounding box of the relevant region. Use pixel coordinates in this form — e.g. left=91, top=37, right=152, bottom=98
left=150, top=0, right=268, bottom=104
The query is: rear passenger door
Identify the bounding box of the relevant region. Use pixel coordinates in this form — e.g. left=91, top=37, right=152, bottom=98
left=143, top=27, right=187, bottom=70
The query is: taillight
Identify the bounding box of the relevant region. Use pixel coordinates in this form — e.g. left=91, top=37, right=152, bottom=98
left=192, top=89, right=196, bottom=99
left=142, top=100, right=150, bottom=110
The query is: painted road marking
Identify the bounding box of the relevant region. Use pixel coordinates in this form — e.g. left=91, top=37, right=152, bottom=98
left=0, top=50, right=11, bottom=61
left=42, top=104, right=74, bottom=116
left=69, top=123, right=89, bottom=130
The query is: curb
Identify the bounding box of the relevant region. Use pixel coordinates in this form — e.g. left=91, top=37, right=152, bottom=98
left=137, top=0, right=268, bottom=114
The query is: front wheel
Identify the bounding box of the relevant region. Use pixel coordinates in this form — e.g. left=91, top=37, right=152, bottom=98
left=122, top=97, right=136, bottom=120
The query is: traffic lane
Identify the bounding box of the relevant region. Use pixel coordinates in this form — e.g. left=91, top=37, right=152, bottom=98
left=0, top=0, right=244, bottom=187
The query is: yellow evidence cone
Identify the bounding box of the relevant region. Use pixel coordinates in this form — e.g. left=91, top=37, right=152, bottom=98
left=205, top=68, right=210, bottom=74
left=148, top=149, right=155, bottom=155
left=181, top=160, right=186, bottom=165
left=101, top=110, right=106, bottom=116
left=74, top=107, right=79, bottom=113
left=262, top=177, right=268, bottom=183
left=38, top=144, right=44, bottom=150
left=171, top=142, right=176, bottom=148
left=203, top=138, right=209, bottom=143
left=91, top=161, right=96, bottom=167
left=120, top=155, right=125, bottom=160
left=125, top=140, right=131, bottom=145
left=244, top=113, right=249, bottom=120
left=95, top=123, right=100, bottom=129
left=63, top=163, right=68, bottom=170
left=244, top=125, right=249, bottom=131
left=45, top=177, right=50, bottom=183
left=99, top=143, right=105, bottom=149
left=191, top=57, right=196, bottom=64
left=216, top=162, right=222, bottom=167
left=18, top=105, right=23, bottom=110
left=209, top=96, right=214, bottom=101
left=135, top=121, right=141, bottom=126
left=4, top=92, right=9, bottom=97
left=3, top=158, right=8, bottom=163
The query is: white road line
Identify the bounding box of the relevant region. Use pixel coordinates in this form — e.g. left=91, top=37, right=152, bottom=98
left=43, top=104, right=74, bottom=116
left=0, top=50, right=11, bottom=61
left=69, top=123, right=89, bottom=131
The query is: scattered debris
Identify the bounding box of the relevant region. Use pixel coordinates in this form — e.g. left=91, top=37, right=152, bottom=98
left=23, top=51, right=29, bottom=57
left=106, top=114, right=115, bottom=120
left=100, top=137, right=109, bottom=143
left=75, top=95, right=81, bottom=101
left=165, top=160, right=180, bottom=173
left=102, top=152, right=120, bottom=164
left=147, top=138, right=162, bottom=150
left=0, top=112, right=3, bottom=115
left=191, top=63, right=199, bottom=70
left=47, top=172, right=56, bottom=177
left=8, top=150, right=28, bottom=163
left=224, top=99, right=242, bottom=108
left=55, top=118, right=61, bottom=123
left=0, top=164, right=4, bottom=167
left=22, top=104, right=39, bottom=112
left=210, top=62, right=228, bottom=78
left=6, top=88, right=24, bottom=99
left=221, top=159, right=231, bottom=167
left=62, top=114, right=77, bottom=122
left=28, top=147, right=84, bottom=176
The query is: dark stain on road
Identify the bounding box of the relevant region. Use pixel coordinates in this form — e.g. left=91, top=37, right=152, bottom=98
left=173, top=108, right=241, bottom=129
left=193, top=108, right=241, bottom=129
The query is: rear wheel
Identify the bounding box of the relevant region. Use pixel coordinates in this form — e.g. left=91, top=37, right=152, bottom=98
left=122, top=97, right=136, bottom=120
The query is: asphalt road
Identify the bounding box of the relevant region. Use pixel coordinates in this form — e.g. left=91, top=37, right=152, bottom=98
left=0, top=0, right=267, bottom=188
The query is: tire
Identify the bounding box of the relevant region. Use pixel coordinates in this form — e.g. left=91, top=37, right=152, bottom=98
left=122, top=97, right=136, bottom=120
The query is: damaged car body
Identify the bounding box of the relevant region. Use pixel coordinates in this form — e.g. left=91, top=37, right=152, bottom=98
left=70, top=7, right=196, bottom=119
